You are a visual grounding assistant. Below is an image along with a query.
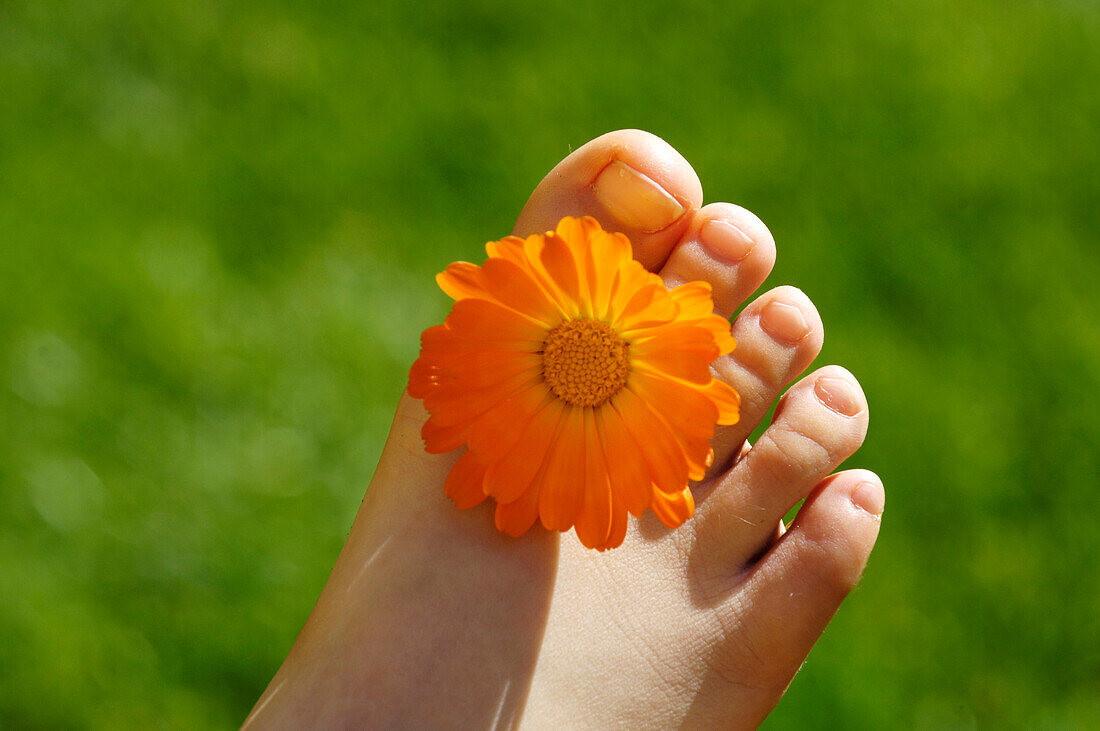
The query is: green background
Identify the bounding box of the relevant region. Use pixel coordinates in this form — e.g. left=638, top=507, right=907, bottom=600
left=2, top=0, right=1097, bottom=727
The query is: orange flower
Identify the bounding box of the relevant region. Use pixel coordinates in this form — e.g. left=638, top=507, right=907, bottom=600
left=408, top=216, right=739, bottom=550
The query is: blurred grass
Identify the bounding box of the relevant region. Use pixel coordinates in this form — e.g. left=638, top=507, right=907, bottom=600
left=1, top=0, right=1098, bottom=727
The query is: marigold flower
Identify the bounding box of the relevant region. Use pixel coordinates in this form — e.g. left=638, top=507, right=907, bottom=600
left=408, top=216, right=740, bottom=550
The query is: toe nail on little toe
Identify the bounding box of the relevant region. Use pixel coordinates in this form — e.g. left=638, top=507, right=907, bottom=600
left=851, top=481, right=885, bottom=516
left=814, top=377, right=863, bottom=417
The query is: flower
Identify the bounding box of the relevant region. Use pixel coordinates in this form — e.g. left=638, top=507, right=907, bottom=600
left=408, top=216, right=740, bottom=550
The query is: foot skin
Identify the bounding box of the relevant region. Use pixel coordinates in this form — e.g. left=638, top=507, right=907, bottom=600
left=245, top=130, right=884, bottom=730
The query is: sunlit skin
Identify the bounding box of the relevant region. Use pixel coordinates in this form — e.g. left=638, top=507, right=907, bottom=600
left=245, top=130, right=884, bottom=729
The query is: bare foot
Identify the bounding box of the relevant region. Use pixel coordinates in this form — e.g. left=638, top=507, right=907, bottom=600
left=245, top=130, right=883, bottom=730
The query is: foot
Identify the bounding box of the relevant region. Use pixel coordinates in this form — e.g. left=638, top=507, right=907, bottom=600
left=245, top=130, right=884, bottom=730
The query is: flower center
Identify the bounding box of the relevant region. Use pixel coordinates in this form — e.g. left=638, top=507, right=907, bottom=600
left=541, top=318, right=630, bottom=408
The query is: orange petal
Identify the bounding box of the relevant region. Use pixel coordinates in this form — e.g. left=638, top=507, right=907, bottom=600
left=409, top=325, right=460, bottom=398
left=700, top=378, right=741, bottom=425
left=446, top=298, right=547, bottom=343
left=630, top=325, right=720, bottom=384
left=669, top=281, right=715, bottom=319
left=537, top=406, right=586, bottom=531
left=614, top=283, right=678, bottom=332
left=697, top=314, right=737, bottom=355
left=426, top=371, right=538, bottom=427
left=572, top=409, right=614, bottom=550
left=679, top=436, right=714, bottom=482
left=436, top=262, right=488, bottom=302
left=605, top=495, right=629, bottom=550
left=408, top=357, right=438, bottom=399
left=485, top=235, right=527, bottom=265
left=594, top=405, right=652, bottom=517
left=527, top=231, right=582, bottom=317
left=667, top=283, right=736, bottom=354
left=466, top=384, right=551, bottom=463
left=480, top=258, right=562, bottom=326
left=606, top=260, right=659, bottom=324
left=420, top=417, right=467, bottom=454
left=444, top=451, right=489, bottom=509
left=611, top=388, right=689, bottom=495
left=578, top=221, right=631, bottom=321
left=439, top=349, right=541, bottom=391
left=495, top=480, right=541, bottom=538
left=626, top=370, right=720, bottom=440
left=417, top=323, right=456, bottom=352
left=483, top=399, right=564, bottom=504
left=650, top=486, right=695, bottom=529
left=625, top=373, right=714, bottom=481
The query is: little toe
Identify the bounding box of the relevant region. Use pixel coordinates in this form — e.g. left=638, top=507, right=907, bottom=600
left=693, top=366, right=869, bottom=572
left=512, top=129, right=702, bottom=271
left=659, top=202, right=777, bottom=318
left=705, top=286, right=824, bottom=477
left=725, top=469, right=883, bottom=695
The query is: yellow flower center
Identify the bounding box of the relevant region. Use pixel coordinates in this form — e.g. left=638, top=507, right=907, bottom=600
left=541, top=318, right=630, bottom=408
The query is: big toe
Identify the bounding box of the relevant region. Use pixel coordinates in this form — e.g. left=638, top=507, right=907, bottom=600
left=512, top=129, right=702, bottom=271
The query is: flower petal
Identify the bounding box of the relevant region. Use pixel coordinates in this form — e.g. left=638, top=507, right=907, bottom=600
left=483, top=398, right=564, bottom=504
left=485, top=235, right=527, bottom=265
left=650, top=487, right=695, bottom=529
left=594, top=404, right=652, bottom=517
left=444, top=451, right=489, bottom=509
left=436, top=261, right=487, bottom=302
left=668, top=280, right=715, bottom=319
left=614, top=283, right=678, bottom=332
left=699, top=378, right=741, bottom=425
left=538, top=406, right=586, bottom=531
left=611, top=388, right=689, bottom=496
left=527, top=231, right=582, bottom=317
left=480, top=257, right=562, bottom=326
left=626, top=370, right=720, bottom=439
left=426, top=371, right=538, bottom=427
left=408, top=358, right=438, bottom=399
left=584, top=227, right=631, bottom=320
left=438, top=349, right=541, bottom=391
left=420, top=417, right=468, bottom=454
left=495, top=480, right=541, bottom=537
left=446, top=298, right=547, bottom=343
left=606, top=261, right=661, bottom=325
left=606, top=494, right=629, bottom=549
left=679, top=436, right=714, bottom=482
left=630, top=325, right=720, bottom=384
left=467, top=383, right=551, bottom=462
left=573, top=409, right=614, bottom=550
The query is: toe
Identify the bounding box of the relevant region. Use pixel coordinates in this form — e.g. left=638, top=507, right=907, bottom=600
left=723, top=469, right=883, bottom=693
left=659, top=203, right=777, bottom=318
left=693, top=366, right=869, bottom=571
left=512, top=129, right=702, bottom=271
left=705, top=286, right=824, bottom=476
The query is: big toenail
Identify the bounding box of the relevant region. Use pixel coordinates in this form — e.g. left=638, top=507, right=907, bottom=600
left=851, top=481, right=885, bottom=516
left=760, top=300, right=810, bottom=343
left=593, top=160, right=685, bottom=233
left=700, top=219, right=754, bottom=262
left=814, top=377, right=863, bottom=417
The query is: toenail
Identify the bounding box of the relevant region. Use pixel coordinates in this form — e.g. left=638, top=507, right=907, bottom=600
left=814, top=376, right=864, bottom=417
left=760, top=300, right=810, bottom=343
left=593, top=160, right=685, bottom=233
left=851, top=480, right=885, bottom=516
left=700, top=219, right=755, bottom=262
